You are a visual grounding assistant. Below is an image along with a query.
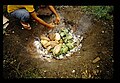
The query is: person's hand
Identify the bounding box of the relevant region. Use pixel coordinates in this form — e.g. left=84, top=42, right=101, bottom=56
left=47, top=23, right=55, bottom=29
left=55, top=16, right=60, bottom=24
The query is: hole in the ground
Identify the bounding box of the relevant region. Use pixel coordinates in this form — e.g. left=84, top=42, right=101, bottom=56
left=31, top=21, right=83, bottom=62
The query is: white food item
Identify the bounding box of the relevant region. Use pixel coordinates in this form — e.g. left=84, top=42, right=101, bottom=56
left=55, top=33, right=61, bottom=41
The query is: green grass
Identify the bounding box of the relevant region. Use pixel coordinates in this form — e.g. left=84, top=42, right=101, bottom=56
left=80, top=6, right=113, bottom=20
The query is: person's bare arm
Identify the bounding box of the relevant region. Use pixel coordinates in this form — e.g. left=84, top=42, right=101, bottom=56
left=30, top=11, right=54, bottom=28
left=48, top=5, right=60, bottom=24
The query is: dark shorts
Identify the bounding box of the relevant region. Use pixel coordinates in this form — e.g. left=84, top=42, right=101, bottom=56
left=10, top=9, right=30, bottom=22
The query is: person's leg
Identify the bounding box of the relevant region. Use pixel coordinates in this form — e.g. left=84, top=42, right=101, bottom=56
left=10, top=9, right=31, bottom=30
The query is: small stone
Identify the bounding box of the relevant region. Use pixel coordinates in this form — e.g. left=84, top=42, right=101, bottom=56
left=44, top=57, right=51, bottom=62
left=92, top=57, right=100, bottom=63
left=66, top=54, right=71, bottom=56
left=98, top=42, right=100, bottom=44
left=101, top=31, right=104, bottom=33
left=10, top=60, right=16, bottom=64
left=43, top=70, right=47, bottom=72
left=59, top=55, right=64, bottom=59
left=79, top=36, right=83, bottom=42
left=5, top=33, right=10, bottom=36
left=60, top=64, right=62, bottom=66
left=85, top=70, right=88, bottom=73
left=44, top=50, right=48, bottom=54
left=3, top=60, right=5, bottom=63
left=34, top=41, right=41, bottom=49
left=45, top=55, right=51, bottom=58
left=12, top=31, right=14, bottom=33
left=77, top=35, right=81, bottom=38
left=78, top=44, right=82, bottom=50
left=37, top=50, right=45, bottom=55
left=72, top=70, right=75, bottom=73
left=97, top=65, right=100, bottom=67
left=112, top=60, right=114, bottom=62
left=96, top=70, right=99, bottom=73
left=14, top=60, right=16, bottom=62
left=104, top=22, right=107, bottom=25
left=88, top=74, right=91, bottom=78
left=70, top=30, right=73, bottom=33
left=93, top=70, right=97, bottom=75
left=56, top=57, right=60, bottom=60
left=26, top=38, right=28, bottom=40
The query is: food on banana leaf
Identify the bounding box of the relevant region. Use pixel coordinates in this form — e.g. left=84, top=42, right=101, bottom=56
left=66, top=42, right=74, bottom=50
left=63, top=38, right=72, bottom=44
left=60, top=28, right=69, bottom=37
left=60, top=32, right=65, bottom=37
left=61, top=28, right=68, bottom=33
left=66, top=34, right=73, bottom=40
left=60, top=44, right=68, bottom=54
left=47, top=46, right=52, bottom=51
left=60, top=29, right=73, bottom=42
left=53, top=44, right=62, bottom=55
left=44, top=42, right=51, bottom=48
left=40, top=35, right=50, bottom=41
left=59, top=39, right=63, bottom=44
left=48, top=33, right=55, bottom=41
left=49, top=41, right=59, bottom=48
left=41, top=40, right=49, bottom=47
left=39, top=27, right=79, bottom=58
left=63, top=38, right=68, bottom=43
left=67, top=39, right=74, bottom=43
left=49, top=48, right=54, bottom=53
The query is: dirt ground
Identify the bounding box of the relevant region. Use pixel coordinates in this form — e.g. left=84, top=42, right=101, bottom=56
left=3, top=6, right=113, bottom=79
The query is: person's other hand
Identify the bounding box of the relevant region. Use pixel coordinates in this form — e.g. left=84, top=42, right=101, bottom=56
left=55, top=16, right=60, bottom=24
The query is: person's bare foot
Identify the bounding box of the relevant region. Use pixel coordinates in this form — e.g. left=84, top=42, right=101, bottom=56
left=20, top=21, right=31, bottom=30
